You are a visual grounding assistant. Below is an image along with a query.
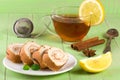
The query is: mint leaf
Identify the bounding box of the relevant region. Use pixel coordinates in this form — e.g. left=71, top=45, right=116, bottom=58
left=31, top=64, right=40, bottom=70
left=23, top=64, right=30, bottom=70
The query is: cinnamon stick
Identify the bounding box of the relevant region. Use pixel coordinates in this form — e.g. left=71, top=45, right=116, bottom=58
left=71, top=37, right=99, bottom=48
left=71, top=37, right=105, bottom=51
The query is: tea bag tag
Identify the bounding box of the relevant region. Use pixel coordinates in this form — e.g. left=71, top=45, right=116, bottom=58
left=13, top=18, right=33, bottom=38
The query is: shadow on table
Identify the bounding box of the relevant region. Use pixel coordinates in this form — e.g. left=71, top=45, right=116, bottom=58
left=6, top=69, right=68, bottom=80
left=70, top=67, right=100, bottom=75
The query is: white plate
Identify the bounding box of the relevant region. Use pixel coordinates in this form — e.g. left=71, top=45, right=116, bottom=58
left=3, top=54, right=77, bottom=76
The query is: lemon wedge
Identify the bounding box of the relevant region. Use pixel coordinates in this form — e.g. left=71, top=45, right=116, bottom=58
left=79, top=52, right=112, bottom=73
left=79, top=0, right=105, bottom=26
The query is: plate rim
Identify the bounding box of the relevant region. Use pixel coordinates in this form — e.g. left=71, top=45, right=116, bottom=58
left=3, top=53, right=77, bottom=76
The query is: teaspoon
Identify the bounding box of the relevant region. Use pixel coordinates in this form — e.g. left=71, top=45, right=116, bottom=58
left=103, top=28, right=119, bottom=53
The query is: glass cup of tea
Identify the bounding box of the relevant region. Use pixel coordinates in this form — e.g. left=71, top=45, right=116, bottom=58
left=38, top=6, right=91, bottom=42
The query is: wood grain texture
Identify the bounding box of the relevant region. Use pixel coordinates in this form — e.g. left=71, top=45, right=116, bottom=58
left=0, top=0, right=120, bottom=80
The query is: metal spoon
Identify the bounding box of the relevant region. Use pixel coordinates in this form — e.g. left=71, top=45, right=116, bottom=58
left=103, top=28, right=119, bottom=53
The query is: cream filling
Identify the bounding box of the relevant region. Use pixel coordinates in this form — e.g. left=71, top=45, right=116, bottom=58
left=38, top=45, right=51, bottom=56
left=10, top=43, right=23, bottom=55
left=24, top=42, right=40, bottom=58
left=48, top=47, right=69, bottom=66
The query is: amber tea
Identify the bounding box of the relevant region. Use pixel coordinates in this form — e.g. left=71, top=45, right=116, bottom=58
left=52, top=14, right=90, bottom=42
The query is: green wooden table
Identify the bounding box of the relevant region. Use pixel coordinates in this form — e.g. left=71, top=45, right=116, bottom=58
left=0, top=0, right=120, bottom=80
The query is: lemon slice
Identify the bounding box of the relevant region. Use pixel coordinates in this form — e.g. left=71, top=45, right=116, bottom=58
left=79, top=0, right=105, bottom=26
left=79, top=52, right=112, bottom=73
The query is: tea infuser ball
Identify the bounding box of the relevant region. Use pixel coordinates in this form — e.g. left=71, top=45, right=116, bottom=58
left=13, top=18, right=33, bottom=38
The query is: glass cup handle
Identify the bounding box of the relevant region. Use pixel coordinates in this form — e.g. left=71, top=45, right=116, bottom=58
left=32, top=16, right=49, bottom=38
left=32, top=15, right=59, bottom=38
left=42, top=15, right=59, bottom=38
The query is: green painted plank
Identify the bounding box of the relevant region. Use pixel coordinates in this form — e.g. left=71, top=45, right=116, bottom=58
left=0, top=0, right=120, bottom=15
left=0, top=14, right=9, bottom=80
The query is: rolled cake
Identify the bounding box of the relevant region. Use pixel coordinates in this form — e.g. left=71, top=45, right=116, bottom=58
left=20, top=41, right=40, bottom=65
left=32, top=45, right=51, bottom=69
left=42, top=47, right=69, bottom=71
left=6, top=43, right=23, bottom=63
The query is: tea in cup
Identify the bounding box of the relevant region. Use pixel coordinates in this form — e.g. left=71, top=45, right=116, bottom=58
left=50, top=6, right=91, bottom=42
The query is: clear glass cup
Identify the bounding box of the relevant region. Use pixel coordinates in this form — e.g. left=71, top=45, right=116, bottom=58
left=46, top=6, right=91, bottom=42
